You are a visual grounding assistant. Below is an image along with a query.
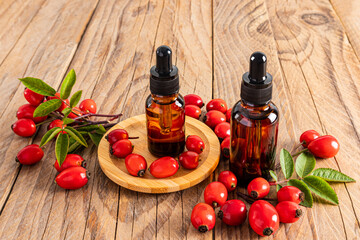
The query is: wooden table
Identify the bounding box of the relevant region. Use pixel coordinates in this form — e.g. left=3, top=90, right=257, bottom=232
left=0, top=0, right=359, bottom=239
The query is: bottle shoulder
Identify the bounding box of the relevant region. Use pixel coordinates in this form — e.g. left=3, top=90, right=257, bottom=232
left=232, top=100, right=279, bottom=124
left=146, top=93, right=185, bottom=108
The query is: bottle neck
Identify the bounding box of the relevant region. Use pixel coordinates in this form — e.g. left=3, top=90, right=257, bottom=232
left=151, top=92, right=179, bottom=105
left=241, top=99, right=270, bottom=111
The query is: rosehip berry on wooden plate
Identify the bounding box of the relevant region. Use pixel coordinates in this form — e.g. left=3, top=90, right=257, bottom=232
left=110, top=139, right=133, bottom=158
left=247, top=177, right=270, bottom=199
left=54, top=154, right=86, bottom=172
left=218, top=199, right=247, bottom=226
left=185, top=135, right=205, bottom=154
left=125, top=154, right=147, bottom=177
left=204, top=181, right=228, bottom=208
left=12, top=118, right=36, bottom=137
left=276, top=201, right=303, bottom=223
left=55, top=166, right=89, bottom=190
left=307, top=135, right=339, bottom=158
left=220, top=136, right=230, bottom=158
left=47, top=92, right=69, bottom=112
left=24, top=88, right=44, bottom=106
left=16, top=144, right=44, bottom=165
left=204, top=110, right=226, bottom=129
left=179, top=151, right=200, bottom=169
left=218, top=170, right=237, bottom=191
left=79, top=99, right=97, bottom=114
left=249, top=200, right=279, bottom=237
left=214, top=122, right=230, bottom=141
left=185, top=105, right=202, bottom=119
left=17, top=104, right=47, bottom=123
left=206, top=99, right=227, bottom=113
left=149, top=156, right=179, bottom=178
left=184, top=94, right=204, bottom=108
left=106, top=129, right=129, bottom=145
left=226, top=108, right=232, bottom=122
left=277, top=186, right=304, bottom=204
left=191, top=203, right=215, bottom=233
left=300, top=130, right=320, bottom=147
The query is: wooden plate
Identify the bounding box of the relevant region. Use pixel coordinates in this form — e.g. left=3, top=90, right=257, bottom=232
left=98, top=114, right=220, bottom=193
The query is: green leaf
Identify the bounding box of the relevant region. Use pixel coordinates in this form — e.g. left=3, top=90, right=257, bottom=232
left=56, top=133, right=69, bottom=166
left=295, top=152, right=316, bottom=178
left=88, top=132, right=103, bottom=146
left=33, top=99, right=62, bottom=117
left=280, top=149, right=294, bottom=179
left=303, top=175, right=339, bottom=205
left=288, top=179, right=313, bottom=207
left=62, top=107, right=72, bottom=118
left=269, top=170, right=277, bottom=181
left=70, top=90, right=82, bottom=107
left=76, top=125, right=101, bottom=132
left=40, top=127, right=61, bottom=147
left=68, top=140, right=81, bottom=153
left=60, top=69, right=76, bottom=99
left=276, top=185, right=282, bottom=192
left=97, top=124, right=106, bottom=133
left=311, top=168, right=355, bottom=183
left=64, top=126, right=88, bottom=147
left=62, top=117, right=75, bottom=125
left=19, top=77, right=56, bottom=96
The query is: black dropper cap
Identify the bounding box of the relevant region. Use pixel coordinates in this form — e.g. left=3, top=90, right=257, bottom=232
left=240, top=52, right=273, bottom=105
left=150, top=45, right=179, bottom=95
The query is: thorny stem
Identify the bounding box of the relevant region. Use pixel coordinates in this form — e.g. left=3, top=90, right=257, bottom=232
left=292, top=148, right=308, bottom=157
left=74, top=113, right=123, bottom=120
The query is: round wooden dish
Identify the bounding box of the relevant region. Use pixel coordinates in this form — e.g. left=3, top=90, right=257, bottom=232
left=98, top=114, right=220, bottom=193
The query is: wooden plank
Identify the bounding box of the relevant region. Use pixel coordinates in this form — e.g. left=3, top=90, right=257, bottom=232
left=265, top=0, right=360, bottom=238
left=330, top=0, right=360, bottom=60
left=0, top=0, right=99, bottom=239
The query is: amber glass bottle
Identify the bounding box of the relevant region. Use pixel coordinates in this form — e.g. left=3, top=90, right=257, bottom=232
left=146, top=46, right=185, bottom=156
left=230, top=52, right=279, bottom=185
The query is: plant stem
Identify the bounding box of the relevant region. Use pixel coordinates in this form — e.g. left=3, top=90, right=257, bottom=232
left=74, top=113, right=123, bottom=120
left=292, top=148, right=308, bottom=157
left=269, top=179, right=289, bottom=185
left=35, top=118, right=54, bottom=127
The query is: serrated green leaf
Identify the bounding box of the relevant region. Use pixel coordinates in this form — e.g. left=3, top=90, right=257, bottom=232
left=19, top=77, right=56, bottom=96
left=60, top=69, right=76, bottom=99
left=303, top=175, right=339, bottom=205
left=70, top=90, right=82, bottom=108
left=33, top=99, right=62, bottom=117
left=288, top=179, right=313, bottom=207
left=269, top=170, right=277, bottom=181
left=56, top=133, right=69, bottom=166
left=40, top=127, right=61, bottom=147
left=68, top=141, right=81, bottom=153
left=276, top=184, right=282, bottom=192
left=64, top=126, right=88, bottom=147
left=62, top=107, right=72, bottom=118
left=295, top=152, right=316, bottom=178
left=97, top=124, right=106, bottom=133
left=280, top=149, right=294, bottom=179
left=88, top=132, right=103, bottom=146
left=76, top=125, right=101, bottom=132
left=311, top=168, right=355, bottom=183
left=62, top=117, right=75, bottom=125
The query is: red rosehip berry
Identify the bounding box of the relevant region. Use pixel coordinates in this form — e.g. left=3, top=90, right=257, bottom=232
left=185, top=135, right=205, bottom=154
left=55, top=166, right=89, bottom=190
left=307, top=135, right=340, bottom=158
left=68, top=107, right=84, bottom=119
left=185, top=105, right=202, bottom=119
left=214, top=122, right=230, bottom=141
left=220, top=136, right=230, bottom=158
left=179, top=151, right=200, bottom=169
left=247, top=177, right=270, bottom=199
left=226, top=108, right=232, bottom=122
left=300, top=130, right=320, bottom=147
left=184, top=94, right=204, bottom=108
left=16, top=104, right=47, bottom=123
left=276, top=201, right=303, bottom=223
left=206, top=99, right=227, bottom=113
left=105, top=129, right=130, bottom=145
left=54, top=154, right=86, bottom=172
left=125, top=153, right=147, bottom=177
left=277, top=186, right=304, bottom=204
left=48, top=119, right=65, bottom=130
left=218, top=199, right=247, bottom=226
left=24, top=88, right=44, bottom=106
left=149, top=156, right=179, bottom=178
left=191, top=203, right=215, bottom=233
left=47, top=92, right=69, bottom=112
left=204, top=110, right=226, bottom=129
left=204, top=181, right=228, bottom=208
left=110, top=139, right=133, bottom=158
left=79, top=99, right=97, bottom=114
left=12, top=118, right=36, bottom=137
left=16, top=144, right=44, bottom=165
left=218, top=170, right=237, bottom=191
left=249, top=200, right=279, bottom=236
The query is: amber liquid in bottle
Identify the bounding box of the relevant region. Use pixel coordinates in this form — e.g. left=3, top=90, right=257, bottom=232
left=146, top=93, right=185, bottom=156
left=230, top=100, right=279, bottom=185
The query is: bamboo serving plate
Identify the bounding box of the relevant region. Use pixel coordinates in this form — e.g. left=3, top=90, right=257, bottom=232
left=98, top=114, right=220, bottom=193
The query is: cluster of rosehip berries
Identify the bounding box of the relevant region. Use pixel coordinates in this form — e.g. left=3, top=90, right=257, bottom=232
left=13, top=88, right=98, bottom=190
left=106, top=129, right=206, bottom=178
left=184, top=94, right=231, bottom=158
left=191, top=171, right=305, bottom=236
left=299, top=129, right=339, bottom=158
